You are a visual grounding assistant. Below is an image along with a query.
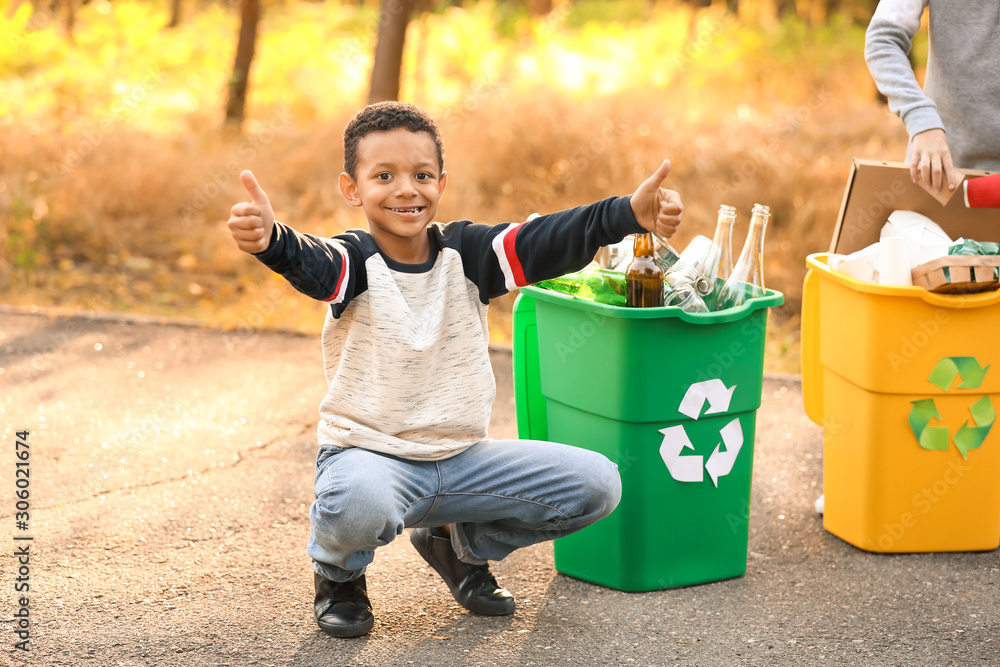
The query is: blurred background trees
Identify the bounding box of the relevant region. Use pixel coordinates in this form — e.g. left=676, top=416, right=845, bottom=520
left=8, top=0, right=884, bottom=126
left=0, top=0, right=916, bottom=372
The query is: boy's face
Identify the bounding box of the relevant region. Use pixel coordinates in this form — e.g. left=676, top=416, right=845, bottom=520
left=339, top=128, right=447, bottom=264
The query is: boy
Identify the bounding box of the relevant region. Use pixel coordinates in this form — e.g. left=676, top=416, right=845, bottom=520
left=227, top=101, right=683, bottom=638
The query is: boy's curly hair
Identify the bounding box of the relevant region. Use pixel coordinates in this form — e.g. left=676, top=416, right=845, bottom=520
left=343, top=101, right=445, bottom=179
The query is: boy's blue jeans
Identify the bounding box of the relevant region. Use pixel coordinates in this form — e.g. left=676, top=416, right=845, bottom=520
left=308, top=438, right=622, bottom=582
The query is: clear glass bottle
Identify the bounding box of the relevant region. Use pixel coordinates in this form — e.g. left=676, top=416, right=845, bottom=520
left=709, top=204, right=736, bottom=287
left=686, top=204, right=737, bottom=309
left=714, top=203, right=770, bottom=311
left=626, top=233, right=665, bottom=307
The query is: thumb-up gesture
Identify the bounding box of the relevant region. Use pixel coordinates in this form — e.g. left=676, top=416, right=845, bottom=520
left=228, top=170, right=275, bottom=254
left=629, top=159, right=683, bottom=239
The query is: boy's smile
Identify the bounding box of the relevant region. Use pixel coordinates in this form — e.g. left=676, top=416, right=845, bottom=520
left=339, top=128, right=447, bottom=264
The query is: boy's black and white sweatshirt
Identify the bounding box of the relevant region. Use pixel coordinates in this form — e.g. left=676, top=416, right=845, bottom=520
left=254, top=196, right=644, bottom=461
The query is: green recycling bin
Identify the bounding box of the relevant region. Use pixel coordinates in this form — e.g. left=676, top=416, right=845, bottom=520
left=512, top=284, right=783, bottom=592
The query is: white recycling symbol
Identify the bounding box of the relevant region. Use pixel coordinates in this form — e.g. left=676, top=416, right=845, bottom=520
left=659, top=379, right=744, bottom=487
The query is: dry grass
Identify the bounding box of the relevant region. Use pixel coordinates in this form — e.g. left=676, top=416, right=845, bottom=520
left=0, top=3, right=911, bottom=374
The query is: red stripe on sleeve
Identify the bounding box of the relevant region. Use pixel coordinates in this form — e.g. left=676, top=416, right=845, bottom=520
left=502, top=224, right=528, bottom=287
left=322, top=252, right=349, bottom=303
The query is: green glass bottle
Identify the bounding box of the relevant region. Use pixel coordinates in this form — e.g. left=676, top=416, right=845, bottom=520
left=535, top=268, right=628, bottom=307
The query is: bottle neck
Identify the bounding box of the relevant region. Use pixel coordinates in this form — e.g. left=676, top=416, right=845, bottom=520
left=632, top=232, right=655, bottom=259
left=708, top=209, right=736, bottom=276
left=741, top=211, right=768, bottom=255
left=734, top=211, right=768, bottom=274
left=713, top=212, right=735, bottom=254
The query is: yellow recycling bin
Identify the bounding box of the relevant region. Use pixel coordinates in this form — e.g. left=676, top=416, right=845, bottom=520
left=802, top=159, right=1000, bottom=553
left=802, top=255, right=1000, bottom=552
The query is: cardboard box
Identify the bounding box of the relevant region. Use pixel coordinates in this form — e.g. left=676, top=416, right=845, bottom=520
left=830, top=159, right=999, bottom=256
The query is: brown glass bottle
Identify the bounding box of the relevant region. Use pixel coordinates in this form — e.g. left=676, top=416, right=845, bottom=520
left=626, top=233, right=665, bottom=307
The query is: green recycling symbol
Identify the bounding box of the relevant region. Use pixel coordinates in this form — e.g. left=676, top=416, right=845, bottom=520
left=908, top=357, right=994, bottom=459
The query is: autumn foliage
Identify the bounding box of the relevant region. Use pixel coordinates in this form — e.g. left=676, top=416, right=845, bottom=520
left=0, top=1, right=916, bottom=372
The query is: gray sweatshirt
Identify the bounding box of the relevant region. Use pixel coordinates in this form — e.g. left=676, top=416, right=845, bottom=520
left=865, top=0, right=1000, bottom=170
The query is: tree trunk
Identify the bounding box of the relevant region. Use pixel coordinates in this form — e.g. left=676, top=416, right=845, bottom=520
left=225, top=0, right=260, bottom=127
left=825, top=0, right=840, bottom=21
left=64, top=0, right=76, bottom=42
left=775, top=0, right=796, bottom=19
left=166, top=0, right=182, bottom=28
left=368, top=0, right=413, bottom=104
left=528, top=0, right=552, bottom=16
left=806, top=0, right=831, bottom=25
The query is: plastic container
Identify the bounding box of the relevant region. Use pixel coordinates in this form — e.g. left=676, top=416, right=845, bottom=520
left=512, top=284, right=783, bottom=591
left=802, top=253, right=1000, bottom=552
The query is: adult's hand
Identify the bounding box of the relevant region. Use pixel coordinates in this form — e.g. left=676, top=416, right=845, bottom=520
left=910, top=129, right=960, bottom=195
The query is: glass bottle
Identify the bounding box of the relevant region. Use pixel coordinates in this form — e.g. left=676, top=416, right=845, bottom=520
left=684, top=204, right=737, bottom=309
left=663, top=235, right=712, bottom=312
left=535, top=268, right=627, bottom=307
left=714, top=204, right=770, bottom=311
left=709, top=204, right=736, bottom=287
left=626, top=233, right=665, bottom=307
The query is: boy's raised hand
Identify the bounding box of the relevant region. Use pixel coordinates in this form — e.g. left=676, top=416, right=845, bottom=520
left=629, top=159, right=683, bottom=239
left=228, top=170, right=275, bottom=254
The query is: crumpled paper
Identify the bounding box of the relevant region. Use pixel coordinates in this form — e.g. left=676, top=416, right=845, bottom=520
left=830, top=210, right=954, bottom=286
left=880, top=210, right=953, bottom=268
left=829, top=243, right=880, bottom=283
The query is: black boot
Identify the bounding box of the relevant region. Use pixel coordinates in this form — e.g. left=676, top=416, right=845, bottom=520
left=410, top=527, right=515, bottom=616
left=314, top=573, right=374, bottom=638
